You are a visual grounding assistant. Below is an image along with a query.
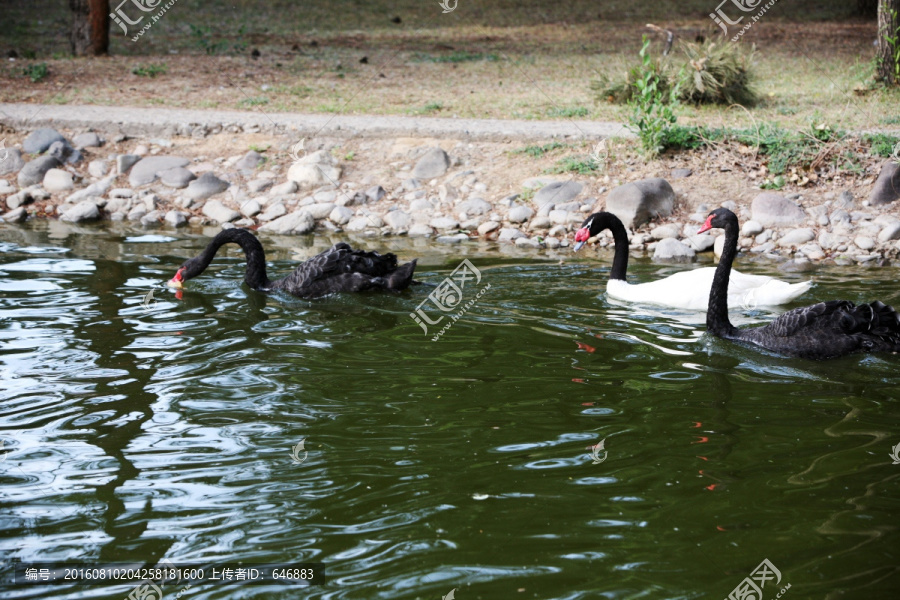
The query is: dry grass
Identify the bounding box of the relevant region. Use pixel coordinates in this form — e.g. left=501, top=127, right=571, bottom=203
left=0, top=1, right=897, bottom=132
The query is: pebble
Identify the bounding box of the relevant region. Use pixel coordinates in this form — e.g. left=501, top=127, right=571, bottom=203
left=43, top=169, right=74, bottom=192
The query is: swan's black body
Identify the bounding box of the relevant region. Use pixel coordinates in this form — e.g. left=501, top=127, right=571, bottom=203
left=702, top=208, right=900, bottom=360
left=171, top=228, right=417, bottom=298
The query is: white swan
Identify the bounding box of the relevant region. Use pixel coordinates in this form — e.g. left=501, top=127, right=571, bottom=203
left=573, top=212, right=812, bottom=310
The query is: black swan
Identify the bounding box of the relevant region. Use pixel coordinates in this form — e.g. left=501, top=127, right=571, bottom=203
left=573, top=212, right=811, bottom=309
left=699, top=208, right=900, bottom=360
left=168, top=228, right=417, bottom=298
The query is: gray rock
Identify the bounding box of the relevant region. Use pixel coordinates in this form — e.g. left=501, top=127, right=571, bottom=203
left=478, top=221, right=501, bottom=235
left=240, top=199, right=261, bottom=218
left=140, top=210, right=162, bottom=226
left=2, top=207, right=27, bottom=223
left=549, top=209, right=572, bottom=225
left=247, top=178, right=273, bottom=194
left=533, top=181, right=583, bottom=207
left=437, top=234, right=467, bottom=244
left=868, top=161, right=900, bottom=206
left=127, top=205, right=148, bottom=221
left=438, top=183, right=459, bottom=203
left=202, top=200, right=240, bottom=223
left=409, top=198, right=433, bottom=212
left=0, top=148, right=25, bottom=176
left=529, top=216, right=552, bottom=229
left=384, top=210, right=411, bottom=231
left=346, top=215, right=381, bottom=231
left=741, top=220, right=764, bottom=236
left=47, top=141, right=81, bottom=165
left=498, top=227, right=526, bottom=242
left=43, top=168, right=74, bottom=192
left=258, top=202, right=287, bottom=221
left=336, top=191, right=366, bottom=207
left=0, top=180, right=15, bottom=195
left=306, top=202, right=336, bottom=220
left=164, top=210, right=188, bottom=227
left=235, top=150, right=263, bottom=171
left=685, top=233, right=715, bottom=252
left=408, top=223, right=434, bottom=237
left=671, top=168, right=692, bottom=179
left=835, top=190, right=855, bottom=210
left=549, top=225, right=568, bottom=238
left=799, top=243, right=825, bottom=260
left=88, top=159, right=109, bottom=178
left=365, top=185, right=386, bottom=203
left=412, top=147, right=450, bottom=179
left=314, top=189, right=337, bottom=203
left=160, top=167, right=197, bottom=189
left=72, top=132, right=102, bottom=148
left=258, top=210, right=316, bottom=235
left=751, top=192, right=806, bottom=227
left=457, top=198, right=492, bottom=216
left=23, top=128, right=65, bottom=154
left=653, top=238, right=696, bottom=261
left=66, top=176, right=114, bottom=203
left=5, top=191, right=31, bottom=209
left=329, top=205, right=353, bottom=225
left=508, top=205, right=534, bottom=223
left=18, top=155, right=61, bottom=187
left=515, top=236, right=542, bottom=248
left=402, top=178, right=422, bottom=192
left=818, top=231, right=848, bottom=250
left=878, top=222, right=900, bottom=243
left=117, top=154, right=141, bottom=175
left=855, top=235, right=876, bottom=251
left=606, top=178, right=674, bottom=229
left=186, top=172, right=229, bottom=200
left=60, top=200, right=100, bottom=223
left=129, top=156, right=190, bottom=186
left=270, top=180, right=298, bottom=196
left=649, top=223, right=680, bottom=240
left=545, top=237, right=561, bottom=249
left=430, top=216, right=459, bottom=230
left=287, top=151, right=342, bottom=188
left=776, top=228, right=815, bottom=247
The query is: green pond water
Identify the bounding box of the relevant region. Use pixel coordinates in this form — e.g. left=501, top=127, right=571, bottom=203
left=1, top=221, right=898, bottom=600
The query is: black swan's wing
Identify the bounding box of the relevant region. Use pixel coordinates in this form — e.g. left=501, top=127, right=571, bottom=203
left=745, top=300, right=900, bottom=359
left=274, top=243, right=416, bottom=297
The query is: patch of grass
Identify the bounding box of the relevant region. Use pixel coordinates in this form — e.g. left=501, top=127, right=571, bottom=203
left=518, top=185, right=542, bottom=204
left=189, top=24, right=247, bottom=55
left=22, top=62, right=48, bottom=82
left=862, top=133, right=900, bottom=157
left=759, top=175, right=786, bottom=190
left=239, top=97, right=269, bottom=107
left=513, top=141, right=569, bottom=157
left=546, top=106, right=589, bottom=118
left=423, top=101, right=444, bottom=112
left=546, top=155, right=600, bottom=175
left=132, top=63, right=167, bottom=78
left=411, top=51, right=500, bottom=63
left=881, top=116, right=900, bottom=125
left=248, top=144, right=270, bottom=153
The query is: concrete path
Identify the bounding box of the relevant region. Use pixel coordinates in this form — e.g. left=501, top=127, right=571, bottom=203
left=0, top=102, right=630, bottom=142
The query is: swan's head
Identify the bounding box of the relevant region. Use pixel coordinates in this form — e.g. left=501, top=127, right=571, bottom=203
left=697, top=207, right=736, bottom=234
left=574, top=213, right=603, bottom=252
left=167, top=258, right=203, bottom=289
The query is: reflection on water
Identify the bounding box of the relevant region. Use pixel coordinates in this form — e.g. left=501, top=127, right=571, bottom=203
left=1, top=221, right=898, bottom=599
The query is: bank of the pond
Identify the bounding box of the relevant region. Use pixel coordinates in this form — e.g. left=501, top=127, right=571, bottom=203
left=1, top=107, right=899, bottom=268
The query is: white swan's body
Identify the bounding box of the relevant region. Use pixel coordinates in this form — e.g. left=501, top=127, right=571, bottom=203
left=573, top=212, right=812, bottom=311
left=606, top=268, right=812, bottom=310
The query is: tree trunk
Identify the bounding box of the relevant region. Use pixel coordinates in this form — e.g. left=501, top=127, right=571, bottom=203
left=70, top=0, right=109, bottom=55
left=877, top=0, right=900, bottom=85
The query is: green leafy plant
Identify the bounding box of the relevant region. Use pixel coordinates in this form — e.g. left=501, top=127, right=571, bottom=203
left=760, top=175, right=786, bottom=190
left=546, top=155, right=600, bottom=174
left=411, top=51, right=500, bottom=63
left=239, top=97, right=269, bottom=107
left=627, top=36, right=681, bottom=158
left=132, top=63, right=167, bottom=78
left=678, top=38, right=757, bottom=106
left=546, top=106, right=589, bottom=118
left=862, top=133, right=900, bottom=157
left=23, top=62, right=49, bottom=82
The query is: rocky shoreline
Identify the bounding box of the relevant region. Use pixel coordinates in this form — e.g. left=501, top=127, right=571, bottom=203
left=2, top=125, right=899, bottom=267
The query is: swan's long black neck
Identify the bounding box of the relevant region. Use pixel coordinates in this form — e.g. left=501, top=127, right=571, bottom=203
left=193, top=229, right=272, bottom=290
left=596, top=214, right=629, bottom=281
left=707, top=215, right=739, bottom=338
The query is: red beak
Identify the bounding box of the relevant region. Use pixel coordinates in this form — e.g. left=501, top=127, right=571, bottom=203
left=167, top=268, right=185, bottom=289
left=697, top=215, right=714, bottom=234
